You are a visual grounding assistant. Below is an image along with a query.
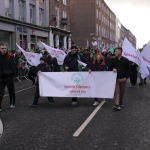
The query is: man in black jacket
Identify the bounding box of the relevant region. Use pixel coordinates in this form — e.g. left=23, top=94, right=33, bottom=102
left=63, top=46, right=90, bottom=106
left=110, top=47, right=130, bottom=111
left=0, top=44, right=16, bottom=111
left=29, top=57, right=53, bottom=107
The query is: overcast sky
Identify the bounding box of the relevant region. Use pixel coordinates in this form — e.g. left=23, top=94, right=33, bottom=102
left=105, top=0, right=150, bottom=48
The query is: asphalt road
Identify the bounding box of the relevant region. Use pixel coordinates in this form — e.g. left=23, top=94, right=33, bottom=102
left=0, top=78, right=150, bottom=150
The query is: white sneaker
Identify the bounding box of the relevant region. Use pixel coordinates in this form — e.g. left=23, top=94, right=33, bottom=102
left=130, top=84, right=133, bottom=87
left=10, top=105, right=15, bottom=109
left=71, top=101, right=77, bottom=106
left=93, top=101, right=99, bottom=106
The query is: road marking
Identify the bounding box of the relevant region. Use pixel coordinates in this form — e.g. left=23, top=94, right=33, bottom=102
left=73, top=100, right=106, bottom=137
left=4, top=86, right=34, bottom=97
left=0, top=119, right=3, bottom=139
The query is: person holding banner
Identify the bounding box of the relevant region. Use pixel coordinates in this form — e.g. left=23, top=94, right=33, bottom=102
left=63, top=46, right=90, bottom=106
left=92, top=54, right=106, bottom=106
left=110, top=47, right=130, bottom=111
left=29, top=57, right=53, bottom=107
left=0, top=44, right=16, bottom=111
left=46, top=54, right=60, bottom=72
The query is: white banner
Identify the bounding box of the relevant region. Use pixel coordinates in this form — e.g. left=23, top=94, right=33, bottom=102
left=92, top=41, right=98, bottom=46
left=122, top=37, right=141, bottom=66
left=16, top=43, right=42, bottom=66
left=41, top=42, right=67, bottom=65
left=139, top=56, right=150, bottom=79
left=77, top=60, right=87, bottom=67
left=39, top=72, right=117, bottom=98
left=141, top=41, right=150, bottom=68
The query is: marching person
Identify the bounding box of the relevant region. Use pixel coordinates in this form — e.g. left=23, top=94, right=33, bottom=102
left=28, top=65, right=37, bottom=86
left=129, top=61, right=138, bottom=87
left=63, top=45, right=90, bottom=106
left=46, top=54, right=60, bottom=72
left=110, top=47, right=130, bottom=111
left=92, top=54, right=106, bottom=106
left=0, top=44, right=16, bottom=111
left=29, top=57, right=53, bottom=107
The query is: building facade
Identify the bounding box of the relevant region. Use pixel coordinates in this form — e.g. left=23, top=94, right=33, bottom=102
left=0, top=0, right=50, bottom=50
left=116, top=19, right=136, bottom=48
left=115, top=18, right=122, bottom=47
left=126, top=29, right=136, bottom=48
left=70, top=0, right=136, bottom=49
left=49, top=0, right=71, bottom=49
left=70, top=0, right=116, bottom=49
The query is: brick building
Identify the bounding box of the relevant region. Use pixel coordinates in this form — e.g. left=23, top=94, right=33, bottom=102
left=49, top=0, right=71, bottom=49
left=70, top=0, right=116, bottom=49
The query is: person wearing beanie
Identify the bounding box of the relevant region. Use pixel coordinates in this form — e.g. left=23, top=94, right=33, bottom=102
left=29, top=57, right=54, bottom=107
left=63, top=45, right=90, bottom=106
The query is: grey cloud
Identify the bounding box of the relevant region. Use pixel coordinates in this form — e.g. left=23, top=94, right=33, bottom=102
left=105, top=0, right=150, bottom=7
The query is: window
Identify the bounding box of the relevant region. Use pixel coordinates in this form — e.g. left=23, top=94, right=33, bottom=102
left=97, top=0, right=98, bottom=5
left=99, top=11, right=101, bottom=20
left=99, top=0, right=101, bottom=7
left=63, top=0, right=67, bottom=5
left=0, top=30, right=11, bottom=49
left=55, top=7, right=59, bottom=27
left=99, top=25, right=101, bottom=35
left=39, top=8, right=44, bottom=26
left=63, top=11, right=67, bottom=29
left=19, top=0, right=25, bottom=21
left=39, top=0, right=44, bottom=4
left=96, top=9, right=98, bottom=19
left=63, top=11, right=67, bottom=18
left=96, top=24, right=98, bottom=35
left=39, top=0, right=44, bottom=8
left=5, top=0, right=12, bottom=17
left=30, top=4, right=35, bottom=24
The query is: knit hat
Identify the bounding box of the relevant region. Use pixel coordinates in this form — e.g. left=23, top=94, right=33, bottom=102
left=71, top=46, right=78, bottom=50
left=40, top=57, right=46, bottom=62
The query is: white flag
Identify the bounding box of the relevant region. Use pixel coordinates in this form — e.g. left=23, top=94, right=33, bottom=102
left=77, top=60, right=87, bottom=67
left=41, top=42, right=67, bottom=65
left=139, top=59, right=150, bottom=79
left=16, top=43, right=42, bottom=66
left=141, top=41, right=150, bottom=68
left=92, top=41, right=97, bottom=46
left=122, top=37, right=141, bottom=66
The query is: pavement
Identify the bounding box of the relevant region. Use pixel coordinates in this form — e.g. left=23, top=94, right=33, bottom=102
left=0, top=78, right=150, bottom=150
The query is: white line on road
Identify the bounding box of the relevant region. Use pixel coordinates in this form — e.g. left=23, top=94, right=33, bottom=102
left=73, top=100, right=106, bottom=137
left=4, top=86, right=34, bottom=97
left=0, top=119, right=3, bottom=139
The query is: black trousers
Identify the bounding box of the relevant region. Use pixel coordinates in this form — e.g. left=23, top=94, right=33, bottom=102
left=0, top=77, right=15, bottom=108
left=72, top=97, right=78, bottom=102
left=130, top=71, right=138, bottom=85
left=28, top=71, right=36, bottom=84
left=33, top=81, right=52, bottom=105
